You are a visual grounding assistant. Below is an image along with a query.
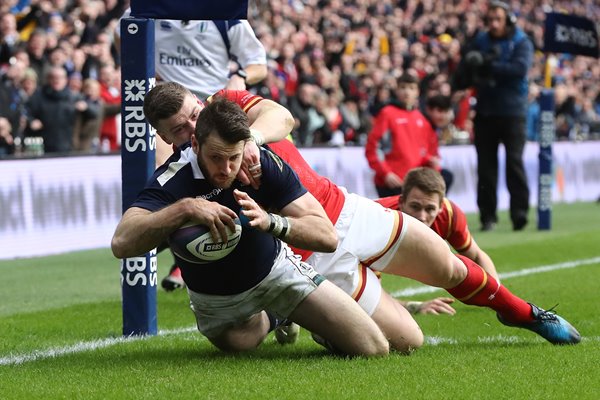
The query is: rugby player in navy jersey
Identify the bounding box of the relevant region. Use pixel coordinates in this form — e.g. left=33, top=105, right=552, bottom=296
left=111, top=98, right=389, bottom=356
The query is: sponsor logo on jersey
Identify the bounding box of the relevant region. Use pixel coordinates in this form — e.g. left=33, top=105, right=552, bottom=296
left=158, top=52, right=211, bottom=68
left=197, top=188, right=223, bottom=200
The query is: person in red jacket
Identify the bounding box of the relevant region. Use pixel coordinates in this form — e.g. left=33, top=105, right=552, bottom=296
left=98, top=63, right=121, bottom=151
left=365, top=73, right=440, bottom=197
left=376, top=167, right=498, bottom=281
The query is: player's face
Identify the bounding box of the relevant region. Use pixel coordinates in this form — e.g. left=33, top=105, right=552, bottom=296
left=401, top=188, right=442, bottom=227
left=396, top=82, right=419, bottom=109
left=157, top=95, right=204, bottom=146
left=194, top=133, right=245, bottom=189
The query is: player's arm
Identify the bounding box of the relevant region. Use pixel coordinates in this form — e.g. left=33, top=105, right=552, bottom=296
left=243, top=63, right=268, bottom=86
left=240, top=99, right=295, bottom=188
left=459, top=239, right=499, bottom=282
left=246, top=98, right=295, bottom=144
left=233, top=189, right=337, bottom=253
left=111, top=198, right=238, bottom=259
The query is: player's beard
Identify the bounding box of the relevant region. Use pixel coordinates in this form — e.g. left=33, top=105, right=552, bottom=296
left=197, top=156, right=236, bottom=189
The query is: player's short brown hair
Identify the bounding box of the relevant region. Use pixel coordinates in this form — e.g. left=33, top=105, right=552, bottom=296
left=403, top=167, right=446, bottom=201
left=194, top=98, right=250, bottom=146
left=143, top=82, right=192, bottom=130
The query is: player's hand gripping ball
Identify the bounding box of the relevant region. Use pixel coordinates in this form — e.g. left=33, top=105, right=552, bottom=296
left=169, top=218, right=242, bottom=264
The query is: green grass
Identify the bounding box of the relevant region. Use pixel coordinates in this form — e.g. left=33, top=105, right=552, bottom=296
left=1, top=202, right=599, bottom=399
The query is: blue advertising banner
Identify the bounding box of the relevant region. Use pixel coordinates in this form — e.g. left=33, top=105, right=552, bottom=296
left=544, top=12, right=599, bottom=58
left=130, top=0, right=248, bottom=20
left=120, top=18, right=158, bottom=336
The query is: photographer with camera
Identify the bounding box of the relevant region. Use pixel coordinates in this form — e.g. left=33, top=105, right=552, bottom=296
left=452, top=1, right=533, bottom=232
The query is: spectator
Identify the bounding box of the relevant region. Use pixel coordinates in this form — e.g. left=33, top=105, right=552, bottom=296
left=288, top=81, right=318, bottom=146
left=72, top=78, right=102, bottom=152
left=423, top=94, right=455, bottom=192
left=98, top=62, right=120, bottom=152
left=452, top=1, right=533, bottom=231
left=0, top=12, right=21, bottom=66
left=0, top=58, right=27, bottom=140
left=365, top=73, right=441, bottom=197
left=25, top=28, right=49, bottom=83
left=20, top=67, right=38, bottom=100
left=0, top=116, right=14, bottom=156
left=25, top=66, right=82, bottom=153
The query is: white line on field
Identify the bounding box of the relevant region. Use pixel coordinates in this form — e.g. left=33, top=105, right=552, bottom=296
left=0, top=326, right=197, bottom=366
left=425, top=335, right=600, bottom=346
left=2, top=257, right=599, bottom=366
left=391, top=256, right=600, bottom=298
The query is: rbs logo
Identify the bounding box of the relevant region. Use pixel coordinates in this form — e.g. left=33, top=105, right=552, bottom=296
left=121, top=251, right=158, bottom=287
left=123, top=78, right=156, bottom=152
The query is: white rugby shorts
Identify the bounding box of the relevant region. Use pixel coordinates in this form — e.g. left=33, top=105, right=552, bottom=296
left=306, top=191, right=408, bottom=315
left=188, top=243, right=323, bottom=338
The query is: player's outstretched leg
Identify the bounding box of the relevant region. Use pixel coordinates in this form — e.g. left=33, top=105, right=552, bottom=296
left=380, top=216, right=580, bottom=345
left=447, top=255, right=580, bottom=345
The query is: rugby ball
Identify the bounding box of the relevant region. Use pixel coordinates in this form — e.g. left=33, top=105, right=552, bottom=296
left=169, top=218, right=242, bottom=264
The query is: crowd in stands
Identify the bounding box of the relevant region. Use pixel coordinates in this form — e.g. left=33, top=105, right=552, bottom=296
left=0, top=0, right=599, bottom=156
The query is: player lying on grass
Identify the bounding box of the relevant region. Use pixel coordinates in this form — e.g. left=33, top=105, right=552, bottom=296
left=144, top=82, right=581, bottom=349
left=112, top=99, right=389, bottom=356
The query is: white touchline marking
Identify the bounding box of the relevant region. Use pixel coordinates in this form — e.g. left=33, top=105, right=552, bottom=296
left=0, top=326, right=198, bottom=366
left=3, top=257, right=599, bottom=366
left=425, top=335, right=600, bottom=346
left=391, top=256, right=600, bottom=298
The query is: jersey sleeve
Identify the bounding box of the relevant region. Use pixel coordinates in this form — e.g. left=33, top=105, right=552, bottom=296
left=444, top=199, right=473, bottom=252
left=228, top=20, right=267, bottom=67
left=374, top=195, right=400, bottom=210
left=210, top=89, right=263, bottom=114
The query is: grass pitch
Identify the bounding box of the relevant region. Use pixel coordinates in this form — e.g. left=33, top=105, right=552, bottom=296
left=1, top=202, right=599, bottom=399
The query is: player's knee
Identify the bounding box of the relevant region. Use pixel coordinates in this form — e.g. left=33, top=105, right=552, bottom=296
left=210, top=330, right=265, bottom=352
left=393, top=329, right=424, bottom=354
left=209, top=315, right=268, bottom=352
left=361, top=333, right=390, bottom=357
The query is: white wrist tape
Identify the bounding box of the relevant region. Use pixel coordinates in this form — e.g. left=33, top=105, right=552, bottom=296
left=250, top=128, right=265, bottom=146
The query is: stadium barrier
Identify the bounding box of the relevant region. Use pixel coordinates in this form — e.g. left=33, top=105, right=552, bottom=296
left=2, top=141, right=600, bottom=260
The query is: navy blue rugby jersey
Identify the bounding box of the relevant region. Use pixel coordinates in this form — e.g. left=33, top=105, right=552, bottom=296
left=131, top=143, right=307, bottom=295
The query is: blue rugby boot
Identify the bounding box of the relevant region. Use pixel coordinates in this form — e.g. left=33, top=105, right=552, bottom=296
left=497, top=303, right=581, bottom=345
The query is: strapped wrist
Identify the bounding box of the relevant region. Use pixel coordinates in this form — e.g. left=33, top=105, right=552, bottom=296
left=267, top=213, right=290, bottom=239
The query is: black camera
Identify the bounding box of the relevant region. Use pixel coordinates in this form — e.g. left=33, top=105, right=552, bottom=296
left=452, top=47, right=500, bottom=90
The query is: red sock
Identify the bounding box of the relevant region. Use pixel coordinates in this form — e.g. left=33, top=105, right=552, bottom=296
left=447, top=255, right=533, bottom=323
